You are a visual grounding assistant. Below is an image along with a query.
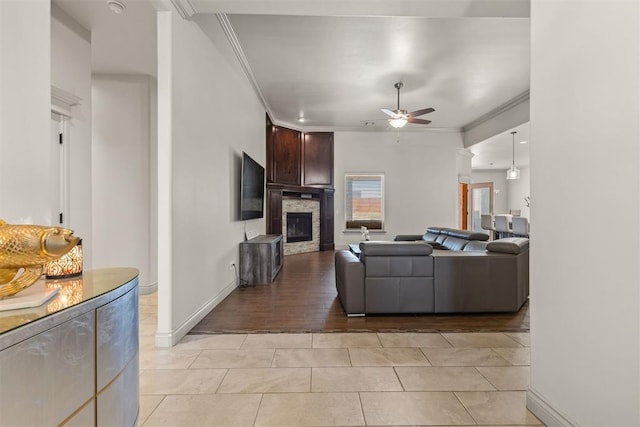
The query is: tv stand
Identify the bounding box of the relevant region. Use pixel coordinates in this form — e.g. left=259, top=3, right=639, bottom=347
left=239, top=234, right=283, bottom=284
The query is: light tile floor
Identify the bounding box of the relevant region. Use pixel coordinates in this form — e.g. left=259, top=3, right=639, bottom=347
left=138, top=293, right=542, bottom=426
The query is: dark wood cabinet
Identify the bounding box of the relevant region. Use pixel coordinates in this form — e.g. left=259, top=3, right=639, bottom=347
left=320, top=188, right=335, bottom=250
left=267, top=123, right=333, bottom=189
left=266, top=118, right=334, bottom=251
left=267, top=188, right=282, bottom=237
left=303, top=132, right=333, bottom=187
left=272, top=127, right=301, bottom=185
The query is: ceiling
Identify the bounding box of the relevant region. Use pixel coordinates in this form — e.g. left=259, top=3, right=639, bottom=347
left=468, top=122, right=530, bottom=170
left=226, top=14, right=529, bottom=131
left=53, top=0, right=157, bottom=77
left=52, top=0, right=531, bottom=168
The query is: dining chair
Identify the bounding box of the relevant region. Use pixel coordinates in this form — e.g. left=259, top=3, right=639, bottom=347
left=512, top=216, right=529, bottom=238
left=480, top=214, right=495, bottom=239
left=494, top=214, right=512, bottom=239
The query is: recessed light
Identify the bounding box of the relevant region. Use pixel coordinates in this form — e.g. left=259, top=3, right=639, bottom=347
left=107, top=0, right=126, bottom=14
left=298, top=117, right=306, bottom=123
left=520, top=140, right=528, bottom=144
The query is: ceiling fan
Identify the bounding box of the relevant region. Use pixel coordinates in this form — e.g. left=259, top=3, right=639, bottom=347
left=381, top=82, right=434, bottom=128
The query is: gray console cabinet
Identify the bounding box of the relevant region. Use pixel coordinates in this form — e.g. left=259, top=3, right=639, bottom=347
left=239, top=234, right=283, bottom=284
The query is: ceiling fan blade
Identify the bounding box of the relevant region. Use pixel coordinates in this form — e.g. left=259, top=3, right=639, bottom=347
left=407, top=118, right=432, bottom=125
left=381, top=108, right=399, bottom=118
left=407, top=107, right=435, bottom=118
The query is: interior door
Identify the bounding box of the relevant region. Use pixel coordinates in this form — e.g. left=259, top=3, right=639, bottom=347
left=468, top=182, right=494, bottom=232
left=50, top=114, right=63, bottom=226
left=458, top=183, right=468, bottom=229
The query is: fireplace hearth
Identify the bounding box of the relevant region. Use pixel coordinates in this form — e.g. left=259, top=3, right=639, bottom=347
left=286, top=212, right=313, bottom=243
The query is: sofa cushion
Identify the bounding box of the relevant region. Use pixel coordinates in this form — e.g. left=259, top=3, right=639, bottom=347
left=426, top=226, right=447, bottom=235
left=360, top=241, right=433, bottom=256
left=445, top=229, right=490, bottom=241
left=487, top=237, right=529, bottom=254
left=435, top=234, right=448, bottom=244
left=441, top=236, right=469, bottom=251
left=463, top=241, right=488, bottom=251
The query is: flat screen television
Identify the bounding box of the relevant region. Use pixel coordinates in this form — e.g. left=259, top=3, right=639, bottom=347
left=240, top=152, right=265, bottom=220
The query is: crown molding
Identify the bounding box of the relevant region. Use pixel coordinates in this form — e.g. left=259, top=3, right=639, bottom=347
left=51, top=86, right=82, bottom=117
left=457, top=148, right=475, bottom=158
left=217, top=14, right=274, bottom=119
left=170, top=0, right=196, bottom=19
left=462, top=90, right=530, bottom=133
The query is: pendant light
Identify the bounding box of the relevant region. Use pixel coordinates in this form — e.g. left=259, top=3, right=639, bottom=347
left=506, top=131, right=520, bottom=180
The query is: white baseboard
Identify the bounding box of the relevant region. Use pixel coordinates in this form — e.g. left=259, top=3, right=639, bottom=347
left=527, top=387, right=578, bottom=427
left=155, top=278, right=237, bottom=348
left=139, top=281, right=158, bottom=295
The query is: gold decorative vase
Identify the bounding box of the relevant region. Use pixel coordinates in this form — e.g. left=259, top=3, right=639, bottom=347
left=0, top=220, right=79, bottom=299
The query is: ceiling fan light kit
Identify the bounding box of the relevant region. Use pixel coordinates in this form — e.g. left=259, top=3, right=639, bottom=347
left=506, top=131, right=521, bottom=180
left=389, top=118, right=408, bottom=128
left=381, top=82, right=434, bottom=129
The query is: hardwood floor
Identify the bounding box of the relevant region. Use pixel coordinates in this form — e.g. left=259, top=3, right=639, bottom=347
left=190, top=250, right=529, bottom=334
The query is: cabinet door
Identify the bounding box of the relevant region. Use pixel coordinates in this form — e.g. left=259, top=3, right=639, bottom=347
left=303, top=132, right=333, bottom=187
left=267, top=189, right=282, bottom=235
left=272, top=127, right=301, bottom=185
left=320, top=189, right=335, bottom=250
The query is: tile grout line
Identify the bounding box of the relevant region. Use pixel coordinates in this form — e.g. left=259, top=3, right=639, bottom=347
left=185, top=349, right=203, bottom=369
left=474, top=366, right=499, bottom=391
left=139, top=394, right=167, bottom=427
left=452, top=391, right=481, bottom=426
left=214, top=368, right=230, bottom=393
left=252, top=393, right=264, bottom=427
left=357, top=391, right=367, bottom=426
left=392, top=366, right=407, bottom=392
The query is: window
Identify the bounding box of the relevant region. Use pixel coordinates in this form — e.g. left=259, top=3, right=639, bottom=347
left=345, top=173, right=384, bottom=230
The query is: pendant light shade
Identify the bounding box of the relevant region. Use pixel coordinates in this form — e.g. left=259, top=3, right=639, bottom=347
left=506, top=131, right=520, bottom=180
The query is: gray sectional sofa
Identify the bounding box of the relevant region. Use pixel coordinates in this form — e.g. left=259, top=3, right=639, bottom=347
left=334, top=227, right=529, bottom=316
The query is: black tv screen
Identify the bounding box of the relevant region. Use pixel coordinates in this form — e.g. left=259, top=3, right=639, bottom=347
left=240, top=152, right=265, bottom=220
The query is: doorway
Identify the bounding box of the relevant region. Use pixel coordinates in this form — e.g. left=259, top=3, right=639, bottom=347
left=468, top=182, right=494, bottom=232
left=458, top=183, right=468, bottom=229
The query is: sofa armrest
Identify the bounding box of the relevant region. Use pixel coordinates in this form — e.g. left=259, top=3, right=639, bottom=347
left=487, top=237, right=529, bottom=254
left=335, top=250, right=365, bottom=315
left=394, top=234, right=424, bottom=241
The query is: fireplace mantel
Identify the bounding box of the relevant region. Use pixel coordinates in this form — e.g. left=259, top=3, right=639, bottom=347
left=266, top=184, right=334, bottom=251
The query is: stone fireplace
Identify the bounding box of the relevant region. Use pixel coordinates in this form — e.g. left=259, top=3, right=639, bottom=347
left=282, top=198, right=320, bottom=255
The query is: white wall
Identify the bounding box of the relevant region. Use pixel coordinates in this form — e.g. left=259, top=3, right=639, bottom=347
left=470, top=170, right=508, bottom=214
left=334, top=131, right=462, bottom=248
left=156, top=10, right=265, bottom=346
left=0, top=0, right=51, bottom=222
left=51, top=6, right=93, bottom=267
left=529, top=1, right=639, bottom=425
left=506, top=166, right=529, bottom=217
left=92, top=75, right=157, bottom=292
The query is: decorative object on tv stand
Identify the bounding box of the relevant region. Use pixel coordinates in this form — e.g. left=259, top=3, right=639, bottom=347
left=506, top=131, right=521, bottom=180
left=360, top=226, right=370, bottom=241
left=0, top=220, right=79, bottom=298
left=45, top=239, right=83, bottom=279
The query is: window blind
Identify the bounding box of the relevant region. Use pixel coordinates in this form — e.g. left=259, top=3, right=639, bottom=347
left=345, top=174, right=384, bottom=229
